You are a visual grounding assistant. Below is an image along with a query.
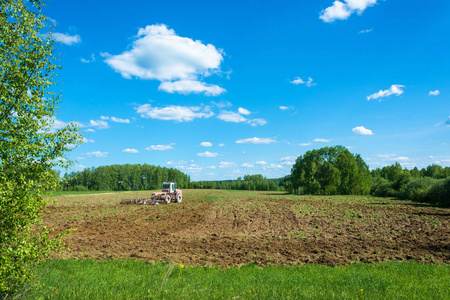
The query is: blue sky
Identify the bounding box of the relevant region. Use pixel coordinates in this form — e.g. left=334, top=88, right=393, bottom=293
left=44, top=0, right=450, bottom=180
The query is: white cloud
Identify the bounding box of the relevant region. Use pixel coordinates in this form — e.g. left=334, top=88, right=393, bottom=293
left=238, top=107, right=251, bottom=115
left=255, top=161, right=267, bottom=165
left=242, top=163, right=254, bottom=168
left=429, top=90, right=440, bottom=96
left=279, top=106, right=291, bottom=110
left=82, top=137, right=95, bottom=143
left=101, top=116, right=131, bottom=123
left=136, top=104, right=213, bottom=122
left=111, top=117, right=130, bottom=123
left=396, top=156, right=409, bottom=161
left=265, top=164, right=284, bottom=169
left=235, top=137, right=276, bottom=144
left=86, top=151, right=108, bottom=158
left=217, top=111, right=266, bottom=126
left=217, top=111, right=247, bottom=123
left=85, top=128, right=96, bottom=132
left=313, top=138, right=331, bottom=142
left=218, top=143, right=225, bottom=147
left=299, top=142, right=312, bottom=146
left=359, top=29, right=373, bottom=34
left=352, top=126, right=374, bottom=135
left=76, top=157, right=85, bottom=160
left=166, top=160, right=187, bottom=166
left=158, top=80, right=226, bottom=96
left=200, top=142, right=213, bottom=147
left=197, top=151, right=218, bottom=157
left=428, top=156, right=434, bottom=159
left=52, top=32, right=81, bottom=45
left=320, top=0, right=377, bottom=23
left=146, top=144, right=174, bottom=151
left=367, top=84, right=405, bottom=101
left=104, top=24, right=224, bottom=93
left=290, top=77, right=315, bottom=87
left=376, top=154, right=396, bottom=159
left=89, top=119, right=109, bottom=129
left=247, top=118, right=267, bottom=127
left=219, top=162, right=236, bottom=168
left=80, top=54, right=96, bottom=63
left=210, top=100, right=232, bottom=109
left=123, top=148, right=139, bottom=153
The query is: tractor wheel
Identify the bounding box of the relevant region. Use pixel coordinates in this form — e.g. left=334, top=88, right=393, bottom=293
left=165, top=194, right=171, bottom=204
left=176, top=194, right=182, bottom=203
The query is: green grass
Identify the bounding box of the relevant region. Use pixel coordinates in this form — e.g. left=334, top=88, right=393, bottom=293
left=28, top=259, right=449, bottom=300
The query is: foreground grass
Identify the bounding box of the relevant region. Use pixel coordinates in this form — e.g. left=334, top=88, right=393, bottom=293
left=29, top=259, right=449, bottom=299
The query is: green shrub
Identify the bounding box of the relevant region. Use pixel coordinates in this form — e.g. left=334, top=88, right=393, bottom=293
left=70, top=185, right=89, bottom=192
left=437, top=177, right=450, bottom=207
left=398, top=177, right=438, bottom=202
left=371, top=178, right=397, bottom=197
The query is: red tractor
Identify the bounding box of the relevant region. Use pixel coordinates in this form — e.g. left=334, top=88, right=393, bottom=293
left=150, top=182, right=182, bottom=204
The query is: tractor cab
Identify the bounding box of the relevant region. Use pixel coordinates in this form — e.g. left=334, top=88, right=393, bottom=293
left=162, top=182, right=176, bottom=193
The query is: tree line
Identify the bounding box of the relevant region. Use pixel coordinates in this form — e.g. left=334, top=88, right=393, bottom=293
left=287, top=146, right=449, bottom=207
left=190, top=174, right=283, bottom=191
left=62, top=164, right=190, bottom=191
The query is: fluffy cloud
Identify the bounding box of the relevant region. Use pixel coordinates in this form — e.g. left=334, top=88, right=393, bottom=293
left=313, top=138, right=331, bottom=142
left=255, top=161, right=267, bottom=165
left=200, top=142, right=213, bottom=147
left=136, top=104, right=213, bottom=122
left=217, top=110, right=266, bottom=126
left=146, top=144, right=174, bottom=151
left=320, top=0, right=377, bottom=23
left=101, top=116, right=131, bottom=123
left=367, top=84, right=405, bottom=101
left=82, top=137, right=95, bottom=143
left=242, top=163, right=254, bottom=168
left=290, top=77, right=315, bottom=87
left=247, top=118, right=267, bottom=127
left=86, top=151, right=108, bottom=158
left=219, top=162, right=236, bottom=168
left=352, top=126, right=374, bottom=135
left=238, top=107, right=251, bottom=115
left=279, top=106, right=292, bottom=110
left=88, top=119, right=109, bottom=129
left=217, top=111, right=247, bottom=123
left=158, top=80, right=226, bottom=96
left=299, top=142, right=312, bottom=146
left=122, top=148, right=139, bottom=153
left=429, top=90, right=440, bottom=96
left=166, top=160, right=187, bottom=166
left=52, top=32, right=81, bottom=45
left=197, top=151, right=218, bottom=157
left=104, top=24, right=224, bottom=96
left=235, top=137, right=276, bottom=144
left=218, top=143, right=225, bottom=147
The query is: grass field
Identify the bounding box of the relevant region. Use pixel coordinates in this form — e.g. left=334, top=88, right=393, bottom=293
left=35, top=189, right=450, bottom=299
left=28, top=259, right=449, bottom=299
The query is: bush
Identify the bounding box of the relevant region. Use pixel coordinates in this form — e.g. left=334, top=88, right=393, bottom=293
left=437, top=177, right=450, bottom=207
left=371, top=178, right=397, bottom=197
left=70, top=185, right=89, bottom=192
left=398, top=177, right=438, bottom=202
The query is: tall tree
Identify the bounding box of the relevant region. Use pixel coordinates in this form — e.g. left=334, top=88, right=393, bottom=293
left=0, top=0, right=81, bottom=295
left=291, top=146, right=371, bottom=195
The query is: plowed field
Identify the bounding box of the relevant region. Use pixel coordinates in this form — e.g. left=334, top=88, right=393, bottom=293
left=45, top=190, right=450, bottom=266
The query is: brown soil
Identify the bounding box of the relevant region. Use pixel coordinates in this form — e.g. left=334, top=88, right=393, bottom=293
left=44, top=191, right=450, bottom=266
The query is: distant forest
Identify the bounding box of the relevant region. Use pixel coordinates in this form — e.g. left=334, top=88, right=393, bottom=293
left=62, top=146, right=450, bottom=207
